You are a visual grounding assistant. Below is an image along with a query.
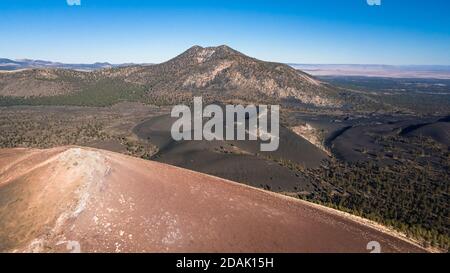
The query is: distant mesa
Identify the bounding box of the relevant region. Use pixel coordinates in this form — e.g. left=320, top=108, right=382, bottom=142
left=0, top=58, right=114, bottom=71
left=289, top=64, right=450, bottom=79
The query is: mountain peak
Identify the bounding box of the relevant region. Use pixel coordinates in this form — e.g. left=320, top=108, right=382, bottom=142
left=147, top=44, right=341, bottom=107
left=186, top=45, right=204, bottom=51
left=169, top=45, right=246, bottom=67
left=205, top=44, right=233, bottom=51
left=187, top=44, right=233, bottom=51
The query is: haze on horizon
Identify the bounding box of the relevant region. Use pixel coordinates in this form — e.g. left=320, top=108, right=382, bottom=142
left=0, top=0, right=449, bottom=65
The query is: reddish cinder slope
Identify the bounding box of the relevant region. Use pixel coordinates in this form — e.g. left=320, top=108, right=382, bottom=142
left=0, top=147, right=425, bottom=253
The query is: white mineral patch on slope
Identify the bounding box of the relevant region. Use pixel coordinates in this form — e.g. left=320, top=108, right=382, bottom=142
left=291, top=124, right=331, bottom=156
left=24, top=148, right=111, bottom=252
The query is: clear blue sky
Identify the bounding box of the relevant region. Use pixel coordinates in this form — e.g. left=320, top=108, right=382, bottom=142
left=0, top=0, right=449, bottom=65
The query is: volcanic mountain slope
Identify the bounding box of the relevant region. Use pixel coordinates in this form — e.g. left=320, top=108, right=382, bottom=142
left=0, top=146, right=425, bottom=253
left=0, top=46, right=343, bottom=107
left=101, top=45, right=341, bottom=106
left=0, top=69, right=91, bottom=97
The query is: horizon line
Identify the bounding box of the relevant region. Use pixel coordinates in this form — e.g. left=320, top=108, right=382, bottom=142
left=2, top=56, right=450, bottom=68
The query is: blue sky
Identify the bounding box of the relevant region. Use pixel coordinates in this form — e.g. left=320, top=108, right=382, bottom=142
left=0, top=0, right=449, bottom=65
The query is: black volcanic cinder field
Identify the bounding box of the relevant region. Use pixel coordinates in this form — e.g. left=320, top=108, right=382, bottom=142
left=133, top=114, right=328, bottom=192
